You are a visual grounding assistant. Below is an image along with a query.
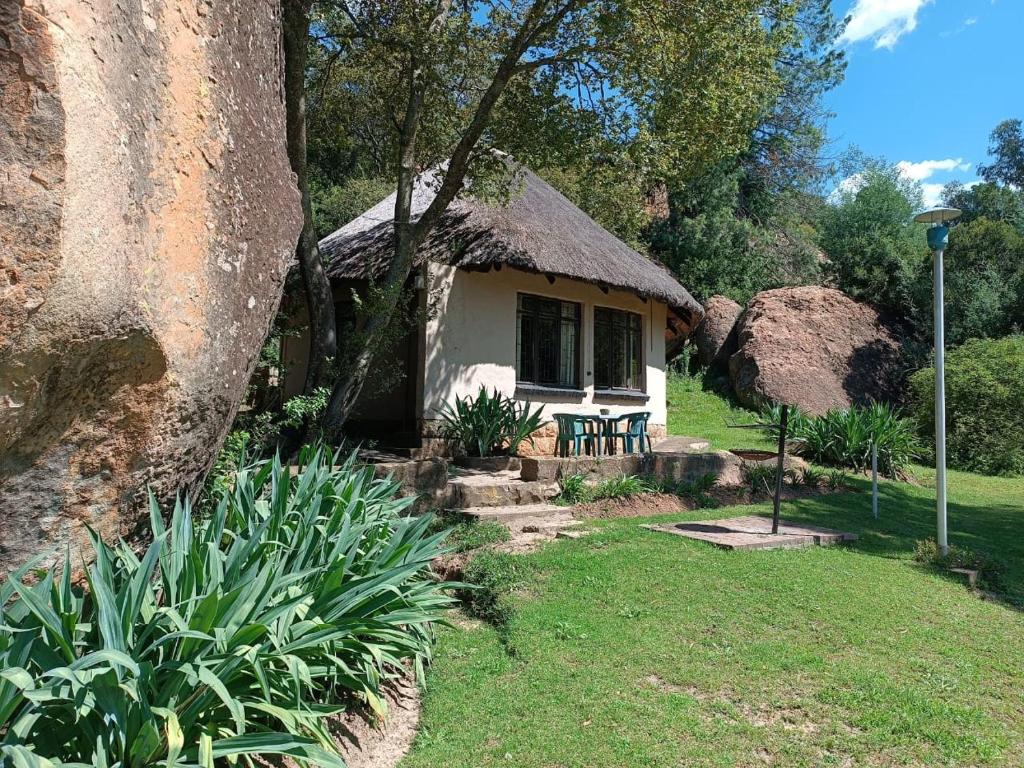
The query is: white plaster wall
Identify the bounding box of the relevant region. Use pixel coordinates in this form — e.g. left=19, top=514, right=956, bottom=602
left=424, top=265, right=668, bottom=426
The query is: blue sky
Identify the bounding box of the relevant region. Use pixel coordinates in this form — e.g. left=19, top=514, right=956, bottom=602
left=826, top=0, right=1024, bottom=204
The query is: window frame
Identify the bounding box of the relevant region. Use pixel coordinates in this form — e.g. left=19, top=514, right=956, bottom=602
left=593, top=305, right=645, bottom=391
left=515, top=292, right=583, bottom=390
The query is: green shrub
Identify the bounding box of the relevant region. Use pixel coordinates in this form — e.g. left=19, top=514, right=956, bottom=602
left=0, top=446, right=454, bottom=766
left=438, top=387, right=545, bottom=457
left=765, top=402, right=920, bottom=478
left=909, top=336, right=1024, bottom=476
left=825, top=468, right=849, bottom=491
left=742, top=463, right=777, bottom=494
left=461, top=551, right=528, bottom=630
left=913, top=538, right=1007, bottom=591
left=591, top=474, right=650, bottom=500
left=557, top=474, right=590, bottom=505
left=674, top=475, right=720, bottom=508
left=800, top=467, right=826, bottom=488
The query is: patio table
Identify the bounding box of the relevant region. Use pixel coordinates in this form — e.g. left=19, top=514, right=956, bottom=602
left=590, top=413, right=626, bottom=455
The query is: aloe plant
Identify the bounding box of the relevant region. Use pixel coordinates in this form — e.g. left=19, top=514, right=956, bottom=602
left=438, top=387, right=545, bottom=457
left=0, top=446, right=455, bottom=766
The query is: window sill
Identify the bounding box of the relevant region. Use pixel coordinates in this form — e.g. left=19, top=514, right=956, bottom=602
left=592, top=388, right=650, bottom=403
left=515, top=383, right=586, bottom=399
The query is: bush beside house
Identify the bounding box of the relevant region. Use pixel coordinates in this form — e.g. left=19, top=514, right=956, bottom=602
left=909, top=336, right=1024, bottom=476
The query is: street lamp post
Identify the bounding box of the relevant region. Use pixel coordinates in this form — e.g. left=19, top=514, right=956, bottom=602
left=913, top=206, right=962, bottom=557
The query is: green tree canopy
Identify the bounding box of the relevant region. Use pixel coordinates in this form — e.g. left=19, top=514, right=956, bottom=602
left=818, top=161, right=926, bottom=315
left=979, top=118, right=1024, bottom=189
left=303, top=0, right=810, bottom=429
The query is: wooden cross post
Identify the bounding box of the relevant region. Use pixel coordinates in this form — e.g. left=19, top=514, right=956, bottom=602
left=771, top=404, right=789, bottom=535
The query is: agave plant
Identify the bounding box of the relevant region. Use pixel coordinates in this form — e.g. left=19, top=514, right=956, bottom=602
left=0, top=446, right=456, bottom=767
left=438, top=387, right=545, bottom=457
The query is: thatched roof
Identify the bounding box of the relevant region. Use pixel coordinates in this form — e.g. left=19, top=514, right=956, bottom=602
left=320, top=166, right=703, bottom=324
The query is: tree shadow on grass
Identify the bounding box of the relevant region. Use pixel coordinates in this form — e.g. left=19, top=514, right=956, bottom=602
left=777, top=482, right=1024, bottom=607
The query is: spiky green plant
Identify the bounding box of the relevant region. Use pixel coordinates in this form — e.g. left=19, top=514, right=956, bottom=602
left=557, top=474, right=590, bottom=505
left=437, top=387, right=545, bottom=457
left=764, top=402, right=920, bottom=478
left=591, top=475, right=649, bottom=500
left=0, top=446, right=455, bottom=767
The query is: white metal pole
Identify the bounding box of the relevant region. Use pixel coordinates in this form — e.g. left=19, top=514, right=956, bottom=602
left=934, top=246, right=948, bottom=556
left=871, top=441, right=878, bottom=519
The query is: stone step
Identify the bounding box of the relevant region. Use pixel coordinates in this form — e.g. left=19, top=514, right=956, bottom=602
left=447, top=473, right=560, bottom=508
left=520, top=517, right=584, bottom=533
left=460, top=503, right=568, bottom=523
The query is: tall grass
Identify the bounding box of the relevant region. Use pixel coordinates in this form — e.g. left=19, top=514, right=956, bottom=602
left=0, top=446, right=455, bottom=766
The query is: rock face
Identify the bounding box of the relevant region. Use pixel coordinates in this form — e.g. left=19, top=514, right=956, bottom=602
left=0, top=0, right=302, bottom=576
left=729, top=287, right=904, bottom=415
left=693, top=295, right=742, bottom=371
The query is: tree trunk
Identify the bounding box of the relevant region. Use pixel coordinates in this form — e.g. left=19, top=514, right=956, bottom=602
left=320, top=0, right=540, bottom=435
left=321, top=59, right=425, bottom=436
left=282, top=0, right=336, bottom=395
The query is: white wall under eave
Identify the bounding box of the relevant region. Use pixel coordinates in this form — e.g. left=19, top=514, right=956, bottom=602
left=423, top=265, right=668, bottom=426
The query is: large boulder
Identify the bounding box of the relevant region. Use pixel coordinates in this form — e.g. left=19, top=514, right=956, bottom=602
left=729, top=287, right=904, bottom=415
left=0, top=0, right=301, bottom=576
left=693, top=295, right=742, bottom=370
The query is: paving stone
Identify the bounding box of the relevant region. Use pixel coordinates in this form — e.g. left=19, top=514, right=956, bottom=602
left=644, top=515, right=857, bottom=551
left=459, top=504, right=568, bottom=522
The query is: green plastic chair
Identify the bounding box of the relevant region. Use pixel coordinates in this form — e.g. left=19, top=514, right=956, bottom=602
left=553, top=413, right=600, bottom=457
left=608, top=411, right=653, bottom=454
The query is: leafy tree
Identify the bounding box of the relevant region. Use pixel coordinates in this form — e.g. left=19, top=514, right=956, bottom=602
left=647, top=0, right=843, bottom=304
left=283, top=0, right=337, bottom=396
left=818, top=161, right=926, bottom=315
left=943, top=180, right=1024, bottom=232
left=310, top=176, right=393, bottom=240
left=910, top=217, right=1024, bottom=346
left=306, top=0, right=801, bottom=433
left=650, top=163, right=820, bottom=304
left=979, top=118, right=1024, bottom=189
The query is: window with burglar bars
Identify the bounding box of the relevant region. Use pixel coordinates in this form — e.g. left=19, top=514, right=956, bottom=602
left=516, top=293, right=581, bottom=388
left=594, top=306, right=643, bottom=390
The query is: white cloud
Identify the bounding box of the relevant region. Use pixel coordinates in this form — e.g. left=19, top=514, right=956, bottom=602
left=920, top=183, right=945, bottom=207
left=895, top=158, right=971, bottom=182
left=830, top=159, right=973, bottom=207
left=839, top=0, right=933, bottom=49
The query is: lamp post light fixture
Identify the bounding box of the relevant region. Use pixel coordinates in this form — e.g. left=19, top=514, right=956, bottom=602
left=913, top=205, right=962, bottom=556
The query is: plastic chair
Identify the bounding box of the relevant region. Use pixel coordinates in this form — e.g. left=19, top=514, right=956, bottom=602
left=608, top=411, right=652, bottom=454
left=553, top=413, right=600, bottom=457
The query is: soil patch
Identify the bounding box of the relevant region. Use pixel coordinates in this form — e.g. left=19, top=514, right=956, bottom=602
left=571, top=485, right=845, bottom=521
left=573, top=493, right=692, bottom=519
left=257, top=675, right=420, bottom=768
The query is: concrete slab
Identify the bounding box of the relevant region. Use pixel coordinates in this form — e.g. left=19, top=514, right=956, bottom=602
left=653, top=436, right=712, bottom=453
left=644, top=515, right=857, bottom=551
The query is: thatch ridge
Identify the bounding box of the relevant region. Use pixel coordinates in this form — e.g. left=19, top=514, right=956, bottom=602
left=320, top=166, right=702, bottom=321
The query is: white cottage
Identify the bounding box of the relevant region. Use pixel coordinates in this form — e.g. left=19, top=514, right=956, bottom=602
left=282, top=166, right=703, bottom=456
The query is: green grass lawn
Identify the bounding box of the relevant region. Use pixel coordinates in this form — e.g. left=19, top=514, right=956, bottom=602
left=403, top=377, right=1024, bottom=767
left=667, top=374, right=776, bottom=452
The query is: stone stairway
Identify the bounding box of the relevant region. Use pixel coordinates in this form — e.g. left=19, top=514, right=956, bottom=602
left=445, top=467, right=585, bottom=540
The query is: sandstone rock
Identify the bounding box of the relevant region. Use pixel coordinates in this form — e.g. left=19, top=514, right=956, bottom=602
left=0, top=0, right=302, bottom=576
left=728, top=287, right=904, bottom=415
left=693, top=295, right=742, bottom=370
